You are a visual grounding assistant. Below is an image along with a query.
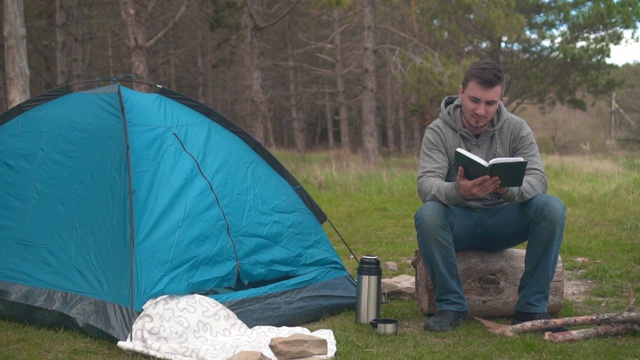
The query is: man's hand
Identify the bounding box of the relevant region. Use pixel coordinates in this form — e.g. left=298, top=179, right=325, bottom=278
left=456, top=166, right=506, bottom=199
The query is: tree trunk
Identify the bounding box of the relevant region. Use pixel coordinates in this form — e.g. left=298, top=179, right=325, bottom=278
left=412, top=249, right=564, bottom=318
left=70, top=0, right=84, bottom=83
left=285, top=18, right=305, bottom=152
left=361, top=0, right=378, bottom=164
left=107, top=31, right=115, bottom=78
left=266, top=117, right=275, bottom=148
left=120, top=0, right=149, bottom=88
left=0, top=58, right=6, bottom=113
left=398, top=101, right=407, bottom=155
left=385, top=63, right=395, bottom=152
left=196, top=14, right=206, bottom=103
left=241, top=0, right=298, bottom=148
left=55, top=0, right=68, bottom=86
left=324, top=87, right=335, bottom=149
left=332, top=8, right=350, bottom=151
left=412, top=114, right=421, bottom=156
left=169, top=36, right=176, bottom=89
left=120, top=0, right=188, bottom=91
left=3, top=0, right=30, bottom=108
left=243, top=0, right=268, bottom=144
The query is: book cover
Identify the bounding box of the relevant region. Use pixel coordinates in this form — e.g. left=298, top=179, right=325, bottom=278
left=454, top=148, right=527, bottom=187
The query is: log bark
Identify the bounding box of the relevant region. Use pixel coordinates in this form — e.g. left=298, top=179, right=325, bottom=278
left=412, top=249, right=564, bottom=317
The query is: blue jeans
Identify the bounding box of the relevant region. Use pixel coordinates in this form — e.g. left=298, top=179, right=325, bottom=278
left=414, top=194, right=565, bottom=313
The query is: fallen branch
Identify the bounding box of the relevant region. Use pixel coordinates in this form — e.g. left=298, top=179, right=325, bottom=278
left=474, top=288, right=637, bottom=338
left=474, top=311, right=640, bottom=337
left=543, top=323, right=640, bottom=343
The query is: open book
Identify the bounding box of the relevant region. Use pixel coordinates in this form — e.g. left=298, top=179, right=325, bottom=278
left=454, top=148, right=527, bottom=187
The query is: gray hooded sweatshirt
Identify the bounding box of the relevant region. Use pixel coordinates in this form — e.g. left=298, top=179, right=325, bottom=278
left=417, top=96, right=547, bottom=208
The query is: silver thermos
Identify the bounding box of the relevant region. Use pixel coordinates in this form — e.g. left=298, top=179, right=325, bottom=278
left=355, top=255, right=382, bottom=324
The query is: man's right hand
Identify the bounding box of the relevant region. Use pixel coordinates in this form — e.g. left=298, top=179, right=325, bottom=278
left=456, top=166, right=502, bottom=199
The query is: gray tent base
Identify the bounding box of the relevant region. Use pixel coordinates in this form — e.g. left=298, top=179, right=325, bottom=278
left=0, top=275, right=356, bottom=341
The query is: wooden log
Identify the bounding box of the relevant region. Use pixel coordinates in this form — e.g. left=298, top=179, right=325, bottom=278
left=411, top=249, right=564, bottom=318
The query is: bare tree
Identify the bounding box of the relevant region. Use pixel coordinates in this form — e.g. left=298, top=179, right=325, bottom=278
left=119, top=0, right=188, bottom=90
left=243, top=0, right=270, bottom=145
left=69, top=0, right=85, bottom=83
left=323, top=85, right=335, bottom=148
left=243, top=0, right=298, bottom=146
left=361, top=0, right=378, bottom=164
left=397, top=99, right=407, bottom=155
left=3, top=0, right=30, bottom=108
left=284, top=17, right=306, bottom=151
left=55, top=0, right=68, bottom=86
left=9, top=0, right=630, bottom=156
left=331, top=6, right=352, bottom=151
left=384, top=55, right=395, bottom=152
left=195, top=1, right=210, bottom=104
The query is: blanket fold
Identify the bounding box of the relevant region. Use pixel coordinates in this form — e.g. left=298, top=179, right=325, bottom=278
left=117, top=294, right=336, bottom=360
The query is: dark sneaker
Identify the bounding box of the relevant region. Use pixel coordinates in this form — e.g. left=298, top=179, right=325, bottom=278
left=423, top=310, right=468, bottom=332
left=512, top=311, right=568, bottom=333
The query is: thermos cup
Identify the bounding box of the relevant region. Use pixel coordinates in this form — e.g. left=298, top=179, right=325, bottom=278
left=356, top=255, right=382, bottom=324
left=369, top=318, right=398, bottom=336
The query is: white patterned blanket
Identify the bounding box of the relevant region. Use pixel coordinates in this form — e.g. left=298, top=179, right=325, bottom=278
left=117, top=294, right=336, bottom=360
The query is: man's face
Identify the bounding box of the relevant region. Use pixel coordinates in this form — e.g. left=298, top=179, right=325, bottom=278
left=458, top=80, right=502, bottom=135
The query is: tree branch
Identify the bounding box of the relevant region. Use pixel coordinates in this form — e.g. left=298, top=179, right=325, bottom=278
left=475, top=288, right=638, bottom=339
left=377, top=25, right=438, bottom=59
left=146, top=0, right=189, bottom=49
left=248, top=0, right=300, bottom=31
left=543, top=323, right=640, bottom=343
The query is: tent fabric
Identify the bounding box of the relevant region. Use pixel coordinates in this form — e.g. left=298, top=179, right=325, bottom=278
left=0, top=83, right=356, bottom=341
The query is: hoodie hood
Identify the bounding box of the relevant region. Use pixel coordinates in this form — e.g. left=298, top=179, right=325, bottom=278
left=439, top=95, right=510, bottom=141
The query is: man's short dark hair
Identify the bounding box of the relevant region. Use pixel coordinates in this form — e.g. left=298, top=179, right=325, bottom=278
left=462, top=60, right=504, bottom=91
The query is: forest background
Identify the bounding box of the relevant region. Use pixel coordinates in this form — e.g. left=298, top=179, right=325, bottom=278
left=2, top=0, right=640, bottom=162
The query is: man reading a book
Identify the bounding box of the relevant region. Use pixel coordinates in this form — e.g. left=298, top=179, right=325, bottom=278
left=414, top=60, right=566, bottom=332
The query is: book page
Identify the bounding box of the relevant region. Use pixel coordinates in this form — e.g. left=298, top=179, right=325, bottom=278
left=488, top=157, right=525, bottom=165
left=456, top=148, right=488, bottom=166
left=489, top=157, right=524, bottom=164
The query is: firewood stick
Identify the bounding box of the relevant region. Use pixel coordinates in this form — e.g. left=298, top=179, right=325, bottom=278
left=475, top=288, right=637, bottom=337
left=543, top=323, right=640, bottom=343
left=474, top=312, right=640, bottom=337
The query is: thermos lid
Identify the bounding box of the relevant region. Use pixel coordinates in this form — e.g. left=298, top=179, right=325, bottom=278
left=358, top=255, right=382, bottom=275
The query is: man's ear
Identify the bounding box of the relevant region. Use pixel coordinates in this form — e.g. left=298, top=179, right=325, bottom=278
left=458, top=84, right=464, bottom=96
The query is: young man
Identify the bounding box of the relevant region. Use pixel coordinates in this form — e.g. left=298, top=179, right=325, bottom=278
left=414, top=60, right=566, bottom=332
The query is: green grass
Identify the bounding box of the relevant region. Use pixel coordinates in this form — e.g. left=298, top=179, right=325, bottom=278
left=1, top=150, right=639, bottom=359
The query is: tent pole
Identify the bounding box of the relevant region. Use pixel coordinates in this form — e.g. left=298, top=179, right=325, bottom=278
left=116, top=83, right=137, bottom=341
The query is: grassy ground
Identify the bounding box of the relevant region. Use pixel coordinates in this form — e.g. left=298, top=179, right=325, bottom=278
left=1, top=150, right=639, bottom=359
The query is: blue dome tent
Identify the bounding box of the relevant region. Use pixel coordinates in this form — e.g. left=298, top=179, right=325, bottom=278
left=0, top=82, right=356, bottom=341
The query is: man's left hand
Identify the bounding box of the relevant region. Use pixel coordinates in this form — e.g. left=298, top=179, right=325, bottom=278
left=493, top=187, right=508, bottom=196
